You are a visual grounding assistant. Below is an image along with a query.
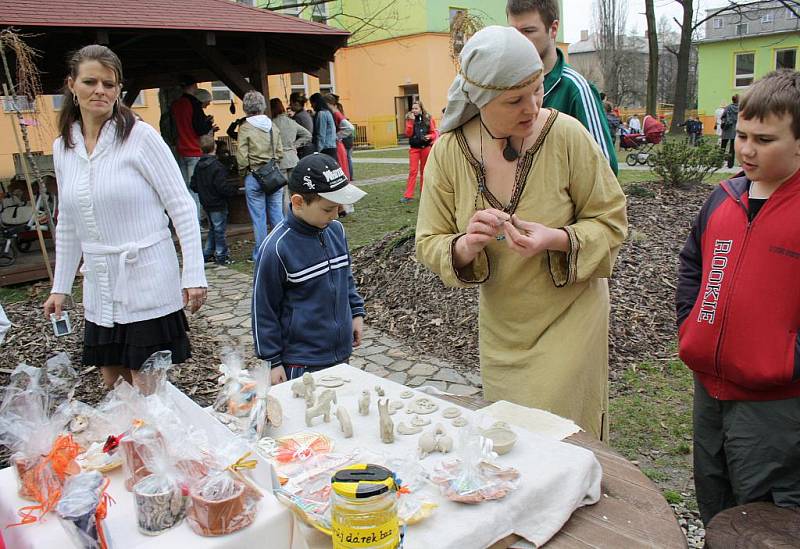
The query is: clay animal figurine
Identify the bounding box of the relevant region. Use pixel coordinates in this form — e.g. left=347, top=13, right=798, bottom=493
left=305, top=389, right=338, bottom=427
left=304, top=388, right=316, bottom=409
left=336, top=406, right=353, bottom=438
left=375, top=385, right=385, bottom=397
left=418, top=424, right=454, bottom=458
left=291, top=372, right=317, bottom=399
left=397, top=422, right=422, bottom=435
left=378, top=399, right=394, bottom=444
left=358, top=390, right=371, bottom=416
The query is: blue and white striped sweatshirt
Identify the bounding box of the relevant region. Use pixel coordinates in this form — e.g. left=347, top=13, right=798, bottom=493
left=252, top=208, right=365, bottom=368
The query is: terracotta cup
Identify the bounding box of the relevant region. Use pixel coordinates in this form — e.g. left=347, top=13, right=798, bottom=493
left=188, top=481, right=254, bottom=536
left=13, top=456, right=37, bottom=501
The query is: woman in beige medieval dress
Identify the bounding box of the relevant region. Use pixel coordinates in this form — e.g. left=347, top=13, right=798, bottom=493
left=415, top=26, right=628, bottom=440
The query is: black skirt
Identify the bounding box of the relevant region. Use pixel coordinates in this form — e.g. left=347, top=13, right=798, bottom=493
left=83, top=310, right=191, bottom=370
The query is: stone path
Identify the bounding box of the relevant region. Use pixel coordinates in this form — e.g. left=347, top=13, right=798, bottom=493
left=196, top=265, right=481, bottom=397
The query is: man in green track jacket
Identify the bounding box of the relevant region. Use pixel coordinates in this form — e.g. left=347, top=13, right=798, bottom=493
left=507, top=0, right=619, bottom=174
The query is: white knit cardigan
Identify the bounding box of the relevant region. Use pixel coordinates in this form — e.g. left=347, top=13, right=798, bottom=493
left=52, top=120, right=207, bottom=327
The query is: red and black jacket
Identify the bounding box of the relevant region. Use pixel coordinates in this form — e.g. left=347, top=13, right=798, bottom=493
left=677, top=169, right=800, bottom=401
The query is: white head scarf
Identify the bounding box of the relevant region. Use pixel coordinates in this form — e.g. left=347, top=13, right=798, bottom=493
left=440, top=25, right=544, bottom=133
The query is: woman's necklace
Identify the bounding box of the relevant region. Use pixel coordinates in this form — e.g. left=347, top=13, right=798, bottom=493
left=480, top=118, right=520, bottom=162
left=478, top=121, right=526, bottom=240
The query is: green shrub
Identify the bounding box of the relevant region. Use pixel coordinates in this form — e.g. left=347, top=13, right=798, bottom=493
left=649, top=138, right=726, bottom=188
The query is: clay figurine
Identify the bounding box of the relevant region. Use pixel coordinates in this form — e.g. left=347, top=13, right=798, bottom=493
left=317, top=376, right=349, bottom=388
left=335, top=406, right=353, bottom=438
left=411, top=415, right=431, bottom=427
left=266, top=395, right=283, bottom=428
left=408, top=397, right=439, bottom=415
left=418, top=423, right=453, bottom=458
left=375, top=385, right=385, bottom=397
left=482, top=422, right=518, bottom=455
left=378, top=399, right=394, bottom=444
left=452, top=417, right=468, bottom=428
left=397, top=422, right=422, bottom=435
left=388, top=401, right=404, bottom=415
left=305, top=389, right=337, bottom=427
left=304, top=388, right=316, bottom=409
left=442, top=407, right=462, bottom=419
left=358, top=390, right=371, bottom=416
left=291, top=372, right=316, bottom=398
left=399, top=390, right=414, bottom=399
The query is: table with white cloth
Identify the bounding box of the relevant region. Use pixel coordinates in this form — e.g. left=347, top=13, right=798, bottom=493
left=0, top=382, right=309, bottom=549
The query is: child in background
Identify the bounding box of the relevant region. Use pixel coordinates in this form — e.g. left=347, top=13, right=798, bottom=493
left=252, top=153, right=367, bottom=384
left=190, top=134, right=238, bottom=266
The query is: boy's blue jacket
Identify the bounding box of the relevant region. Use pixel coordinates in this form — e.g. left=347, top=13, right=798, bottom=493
left=252, top=208, right=365, bottom=368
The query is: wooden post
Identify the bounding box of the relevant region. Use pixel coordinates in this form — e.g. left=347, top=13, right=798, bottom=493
left=251, top=37, right=270, bottom=115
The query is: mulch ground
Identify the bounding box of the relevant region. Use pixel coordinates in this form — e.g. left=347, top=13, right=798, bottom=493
left=352, top=180, right=710, bottom=386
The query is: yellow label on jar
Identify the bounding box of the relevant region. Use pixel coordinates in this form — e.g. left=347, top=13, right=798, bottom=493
left=332, top=516, right=400, bottom=548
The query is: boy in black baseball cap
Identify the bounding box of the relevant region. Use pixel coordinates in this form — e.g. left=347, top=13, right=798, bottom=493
left=252, top=153, right=367, bottom=385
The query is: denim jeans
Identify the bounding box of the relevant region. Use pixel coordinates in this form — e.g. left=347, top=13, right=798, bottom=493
left=203, top=209, right=229, bottom=262
left=178, top=156, right=203, bottom=221
left=244, top=173, right=285, bottom=261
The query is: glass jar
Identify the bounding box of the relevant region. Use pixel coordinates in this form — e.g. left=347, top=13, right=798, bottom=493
left=330, top=464, right=401, bottom=549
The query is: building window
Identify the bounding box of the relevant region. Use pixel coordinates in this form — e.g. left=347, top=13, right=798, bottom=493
left=2, top=95, right=35, bottom=113
left=787, top=7, right=798, bottom=19
left=311, top=2, right=327, bottom=23
left=210, top=81, right=232, bottom=102
left=317, top=62, right=335, bottom=94
left=281, top=0, right=300, bottom=15
left=776, top=48, right=797, bottom=70
left=734, top=52, right=755, bottom=87
left=713, top=17, right=723, bottom=29
left=51, top=95, right=64, bottom=111
left=290, top=72, right=308, bottom=96
left=761, top=12, right=774, bottom=24
left=736, top=23, right=748, bottom=35
left=127, top=91, right=146, bottom=107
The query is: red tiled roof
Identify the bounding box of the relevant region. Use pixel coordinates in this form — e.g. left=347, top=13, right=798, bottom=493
left=0, top=0, right=349, bottom=36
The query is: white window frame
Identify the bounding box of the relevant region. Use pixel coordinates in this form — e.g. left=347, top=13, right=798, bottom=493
left=736, top=22, right=749, bottom=35
left=210, top=81, right=232, bottom=103
left=713, top=17, right=723, bottom=29
left=734, top=52, right=755, bottom=88
left=2, top=95, right=35, bottom=113
left=787, top=7, right=798, bottom=19
left=775, top=47, right=797, bottom=70
left=311, top=1, right=328, bottom=23
left=318, top=62, right=336, bottom=94
left=281, top=0, right=301, bottom=15
left=761, top=12, right=774, bottom=24
left=290, top=72, right=309, bottom=96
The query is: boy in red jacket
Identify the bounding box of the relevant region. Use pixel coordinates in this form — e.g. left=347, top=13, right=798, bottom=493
left=676, top=70, right=800, bottom=525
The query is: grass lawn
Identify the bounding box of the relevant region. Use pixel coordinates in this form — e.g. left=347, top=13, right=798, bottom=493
left=352, top=162, right=408, bottom=181
left=353, top=148, right=409, bottom=159
left=610, top=360, right=696, bottom=507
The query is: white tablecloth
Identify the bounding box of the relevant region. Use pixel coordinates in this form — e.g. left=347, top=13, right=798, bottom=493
left=0, top=382, right=307, bottom=549
left=269, top=364, right=603, bottom=549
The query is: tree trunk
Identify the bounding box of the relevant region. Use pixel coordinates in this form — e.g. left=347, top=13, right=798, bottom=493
left=645, top=0, right=658, bottom=116
left=670, top=0, right=693, bottom=134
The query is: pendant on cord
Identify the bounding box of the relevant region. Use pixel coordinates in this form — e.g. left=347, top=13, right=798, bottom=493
left=503, top=138, right=519, bottom=162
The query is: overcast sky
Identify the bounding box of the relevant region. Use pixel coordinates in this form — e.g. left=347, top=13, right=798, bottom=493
left=561, top=0, right=732, bottom=42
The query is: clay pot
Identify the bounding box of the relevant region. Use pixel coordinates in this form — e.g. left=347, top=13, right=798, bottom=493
left=188, top=481, right=254, bottom=536
left=125, top=466, right=152, bottom=492
left=176, top=459, right=208, bottom=482
left=133, top=475, right=186, bottom=536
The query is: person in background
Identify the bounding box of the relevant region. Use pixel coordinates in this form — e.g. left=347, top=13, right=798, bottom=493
left=329, top=93, right=356, bottom=180
left=401, top=100, right=437, bottom=204
left=0, top=304, right=10, bottom=345
left=720, top=94, right=740, bottom=169
left=190, top=134, right=238, bottom=266
left=507, top=0, right=618, bottom=174
left=253, top=153, right=366, bottom=384
left=44, top=45, right=206, bottom=388
left=323, top=94, right=352, bottom=180
left=605, top=102, right=620, bottom=148
left=676, top=70, right=800, bottom=525
left=171, top=75, right=214, bottom=221
left=270, top=97, right=312, bottom=212
left=714, top=101, right=726, bottom=143
left=290, top=92, right=315, bottom=159
left=309, top=93, right=338, bottom=160
left=628, top=113, right=642, bottom=133
left=235, top=90, right=285, bottom=262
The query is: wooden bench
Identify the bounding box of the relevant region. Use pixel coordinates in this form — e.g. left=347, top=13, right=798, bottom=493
left=441, top=394, right=688, bottom=548
left=706, top=502, right=800, bottom=548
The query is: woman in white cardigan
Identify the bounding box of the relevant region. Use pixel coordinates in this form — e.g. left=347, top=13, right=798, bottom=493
left=43, top=45, right=207, bottom=387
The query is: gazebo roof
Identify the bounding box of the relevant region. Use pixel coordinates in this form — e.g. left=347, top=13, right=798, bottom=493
left=0, top=0, right=349, bottom=95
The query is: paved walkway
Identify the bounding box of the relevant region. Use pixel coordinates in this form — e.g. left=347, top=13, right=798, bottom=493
left=194, top=265, right=481, bottom=396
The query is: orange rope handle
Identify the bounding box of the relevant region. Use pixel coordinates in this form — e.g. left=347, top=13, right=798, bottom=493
left=95, top=477, right=114, bottom=549
left=7, top=435, right=81, bottom=527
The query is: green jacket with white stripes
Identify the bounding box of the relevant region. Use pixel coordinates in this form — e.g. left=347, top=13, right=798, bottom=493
left=543, top=49, right=618, bottom=174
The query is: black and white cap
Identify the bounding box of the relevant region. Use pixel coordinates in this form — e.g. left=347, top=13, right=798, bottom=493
left=288, top=153, right=366, bottom=205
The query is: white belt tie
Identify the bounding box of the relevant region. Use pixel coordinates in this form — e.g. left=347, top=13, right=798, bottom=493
left=81, top=229, right=171, bottom=306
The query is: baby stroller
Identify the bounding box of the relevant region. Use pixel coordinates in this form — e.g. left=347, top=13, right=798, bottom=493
left=0, top=182, right=56, bottom=267
left=625, top=115, right=666, bottom=167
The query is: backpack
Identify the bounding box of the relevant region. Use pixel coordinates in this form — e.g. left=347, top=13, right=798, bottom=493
left=721, top=106, right=736, bottom=130
left=159, top=107, right=179, bottom=147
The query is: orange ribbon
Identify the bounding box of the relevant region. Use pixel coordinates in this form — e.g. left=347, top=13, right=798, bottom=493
left=8, top=434, right=80, bottom=527
left=95, top=477, right=114, bottom=549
